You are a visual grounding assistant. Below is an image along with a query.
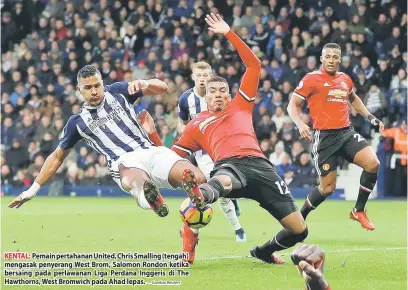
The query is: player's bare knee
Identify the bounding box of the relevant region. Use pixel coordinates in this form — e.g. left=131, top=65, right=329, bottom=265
left=214, top=175, right=232, bottom=191
left=288, top=225, right=309, bottom=242
left=120, top=176, right=132, bottom=192
left=120, top=168, right=149, bottom=192
left=173, top=160, right=206, bottom=183
left=319, top=183, right=336, bottom=196
left=365, top=158, right=380, bottom=173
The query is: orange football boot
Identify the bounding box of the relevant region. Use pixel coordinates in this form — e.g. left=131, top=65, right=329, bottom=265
left=181, top=169, right=205, bottom=207
left=350, top=208, right=375, bottom=231
left=143, top=180, right=169, bottom=217
left=180, top=224, right=199, bottom=264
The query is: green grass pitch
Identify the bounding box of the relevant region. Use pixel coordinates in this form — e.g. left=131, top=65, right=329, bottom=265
left=1, top=197, right=407, bottom=290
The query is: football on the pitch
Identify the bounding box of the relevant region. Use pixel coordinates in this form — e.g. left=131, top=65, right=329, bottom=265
left=179, top=198, right=213, bottom=229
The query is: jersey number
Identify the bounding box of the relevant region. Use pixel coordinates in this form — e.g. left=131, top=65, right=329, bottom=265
left=353, top=133, right=365, bottom=143
left=275, top=181, right=291, bottom=195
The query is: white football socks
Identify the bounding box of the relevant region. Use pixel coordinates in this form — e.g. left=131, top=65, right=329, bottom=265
left=130, top=186, right=151, bottom=210
left=189, top=227, right=199, bottom=234
left=219, top=197, right=242, bottom=231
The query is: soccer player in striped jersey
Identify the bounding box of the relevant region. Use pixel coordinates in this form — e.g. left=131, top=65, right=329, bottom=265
left=8, top=65, right=206, bottom=215
left=178, top=62, right=247, bottom=249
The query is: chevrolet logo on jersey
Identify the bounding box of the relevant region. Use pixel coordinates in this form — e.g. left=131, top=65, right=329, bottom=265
left=327, top=89, right=348, bottom=103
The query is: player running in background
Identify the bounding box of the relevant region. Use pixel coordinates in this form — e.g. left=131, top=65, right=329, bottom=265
left=178, top=61, right=247, bottom=246
left=287, top=43, right=384, bottom=231
left=9, top=65, right=206, bottom=215
left=150, top=14, right=308, bottom=264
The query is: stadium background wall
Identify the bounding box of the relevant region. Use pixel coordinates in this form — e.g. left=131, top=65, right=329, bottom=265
left=1, top=142, right=397, bottom=200
left=2, top=185, right=346, bottom=200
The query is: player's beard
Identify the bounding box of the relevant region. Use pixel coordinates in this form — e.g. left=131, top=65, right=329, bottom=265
left=88, top=95, right=103, bottom=106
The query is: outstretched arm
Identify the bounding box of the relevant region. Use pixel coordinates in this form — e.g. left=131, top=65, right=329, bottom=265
left=8, top=146, right=70, bottom=208
left=349, top=90, right=384, bottom=132
left=9, top=115, right=83, bottom=208
left=205, top=13, right=261, bottom=103
left=225, top=29, right=261, bottom=102
left=106, top=79, right=168, bottom=103
left=130, top=78, right=168, bottom=96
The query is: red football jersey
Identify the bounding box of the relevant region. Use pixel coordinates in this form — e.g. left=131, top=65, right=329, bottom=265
left=293, top=69, right=354, bottom=130
left=172, top=30, right=265, bottom=162
left=172, top=94, right=265, bottom=162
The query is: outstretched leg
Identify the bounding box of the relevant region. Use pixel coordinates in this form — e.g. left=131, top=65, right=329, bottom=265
left=181, top=168, right=236, bottom=206
left=251, top=210, right=308, bottom=264
left=168, top=160, right=207, bottom=189
left=119, top=165, right=168, bottom=217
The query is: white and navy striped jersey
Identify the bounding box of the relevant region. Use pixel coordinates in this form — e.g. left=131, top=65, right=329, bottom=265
left=178, top=87, right=207, bottom=121
left=59, top=82, right=153, bottom=161
left=178, top=87, right=208, bottom=157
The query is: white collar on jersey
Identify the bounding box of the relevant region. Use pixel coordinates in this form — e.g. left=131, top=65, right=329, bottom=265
left=193, top=86, right=206, bottom=98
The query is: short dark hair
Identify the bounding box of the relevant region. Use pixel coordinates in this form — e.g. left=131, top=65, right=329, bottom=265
left=207, top=76, right=229, bottom=87
left=322, top=43, right=341, bottom=52
left=77, top=65, right=101, bottom=84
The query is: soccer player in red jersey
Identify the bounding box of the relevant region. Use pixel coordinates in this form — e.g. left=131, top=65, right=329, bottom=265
left=161, top=14, right=308, bottom=264
left=287, top=43, right=384, bottom=231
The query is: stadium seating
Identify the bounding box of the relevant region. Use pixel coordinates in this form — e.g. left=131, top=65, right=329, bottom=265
left=1, top=0, right=406, bottom=198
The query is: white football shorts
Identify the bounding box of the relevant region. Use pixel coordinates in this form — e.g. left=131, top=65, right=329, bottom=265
left=108, top=146, right=186, bottom=191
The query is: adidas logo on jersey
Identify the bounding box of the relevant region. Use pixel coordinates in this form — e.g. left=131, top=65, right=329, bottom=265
left=323, top=82, right=331, bottom=87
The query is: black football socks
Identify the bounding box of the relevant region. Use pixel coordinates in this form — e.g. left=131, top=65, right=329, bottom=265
left=199, top=178, right=225, bottom=203
left=301, top=186, right=328, bottom=219
left=253, top=228, right=309, bottom=262
left=355, top=171, right=377, bottom=212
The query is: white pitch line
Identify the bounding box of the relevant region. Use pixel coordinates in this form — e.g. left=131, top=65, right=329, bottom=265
left=197, top=247, right=408, bottom=261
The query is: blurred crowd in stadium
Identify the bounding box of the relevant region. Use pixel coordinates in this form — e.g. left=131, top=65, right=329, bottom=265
left=1, top=0, right=407, bottom=193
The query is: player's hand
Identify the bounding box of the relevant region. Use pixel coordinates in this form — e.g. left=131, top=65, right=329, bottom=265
left=378, top=121, right=384, bottom=132
left=368, top=115, right=384, bottom=132
left=291, top=244, right=328, bottom=289
left=137, top=109, right=156, bottom=134
left=128, top=80, right=149, bottom=95
left=8, top=191, right=35, bottom=209
left=298, top=123, right=312, bottom=142
left=205, top=13, right=230, bottom=35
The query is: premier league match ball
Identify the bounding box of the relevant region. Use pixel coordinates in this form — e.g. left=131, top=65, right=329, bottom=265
left=179, top=198, right=213, bottom=229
